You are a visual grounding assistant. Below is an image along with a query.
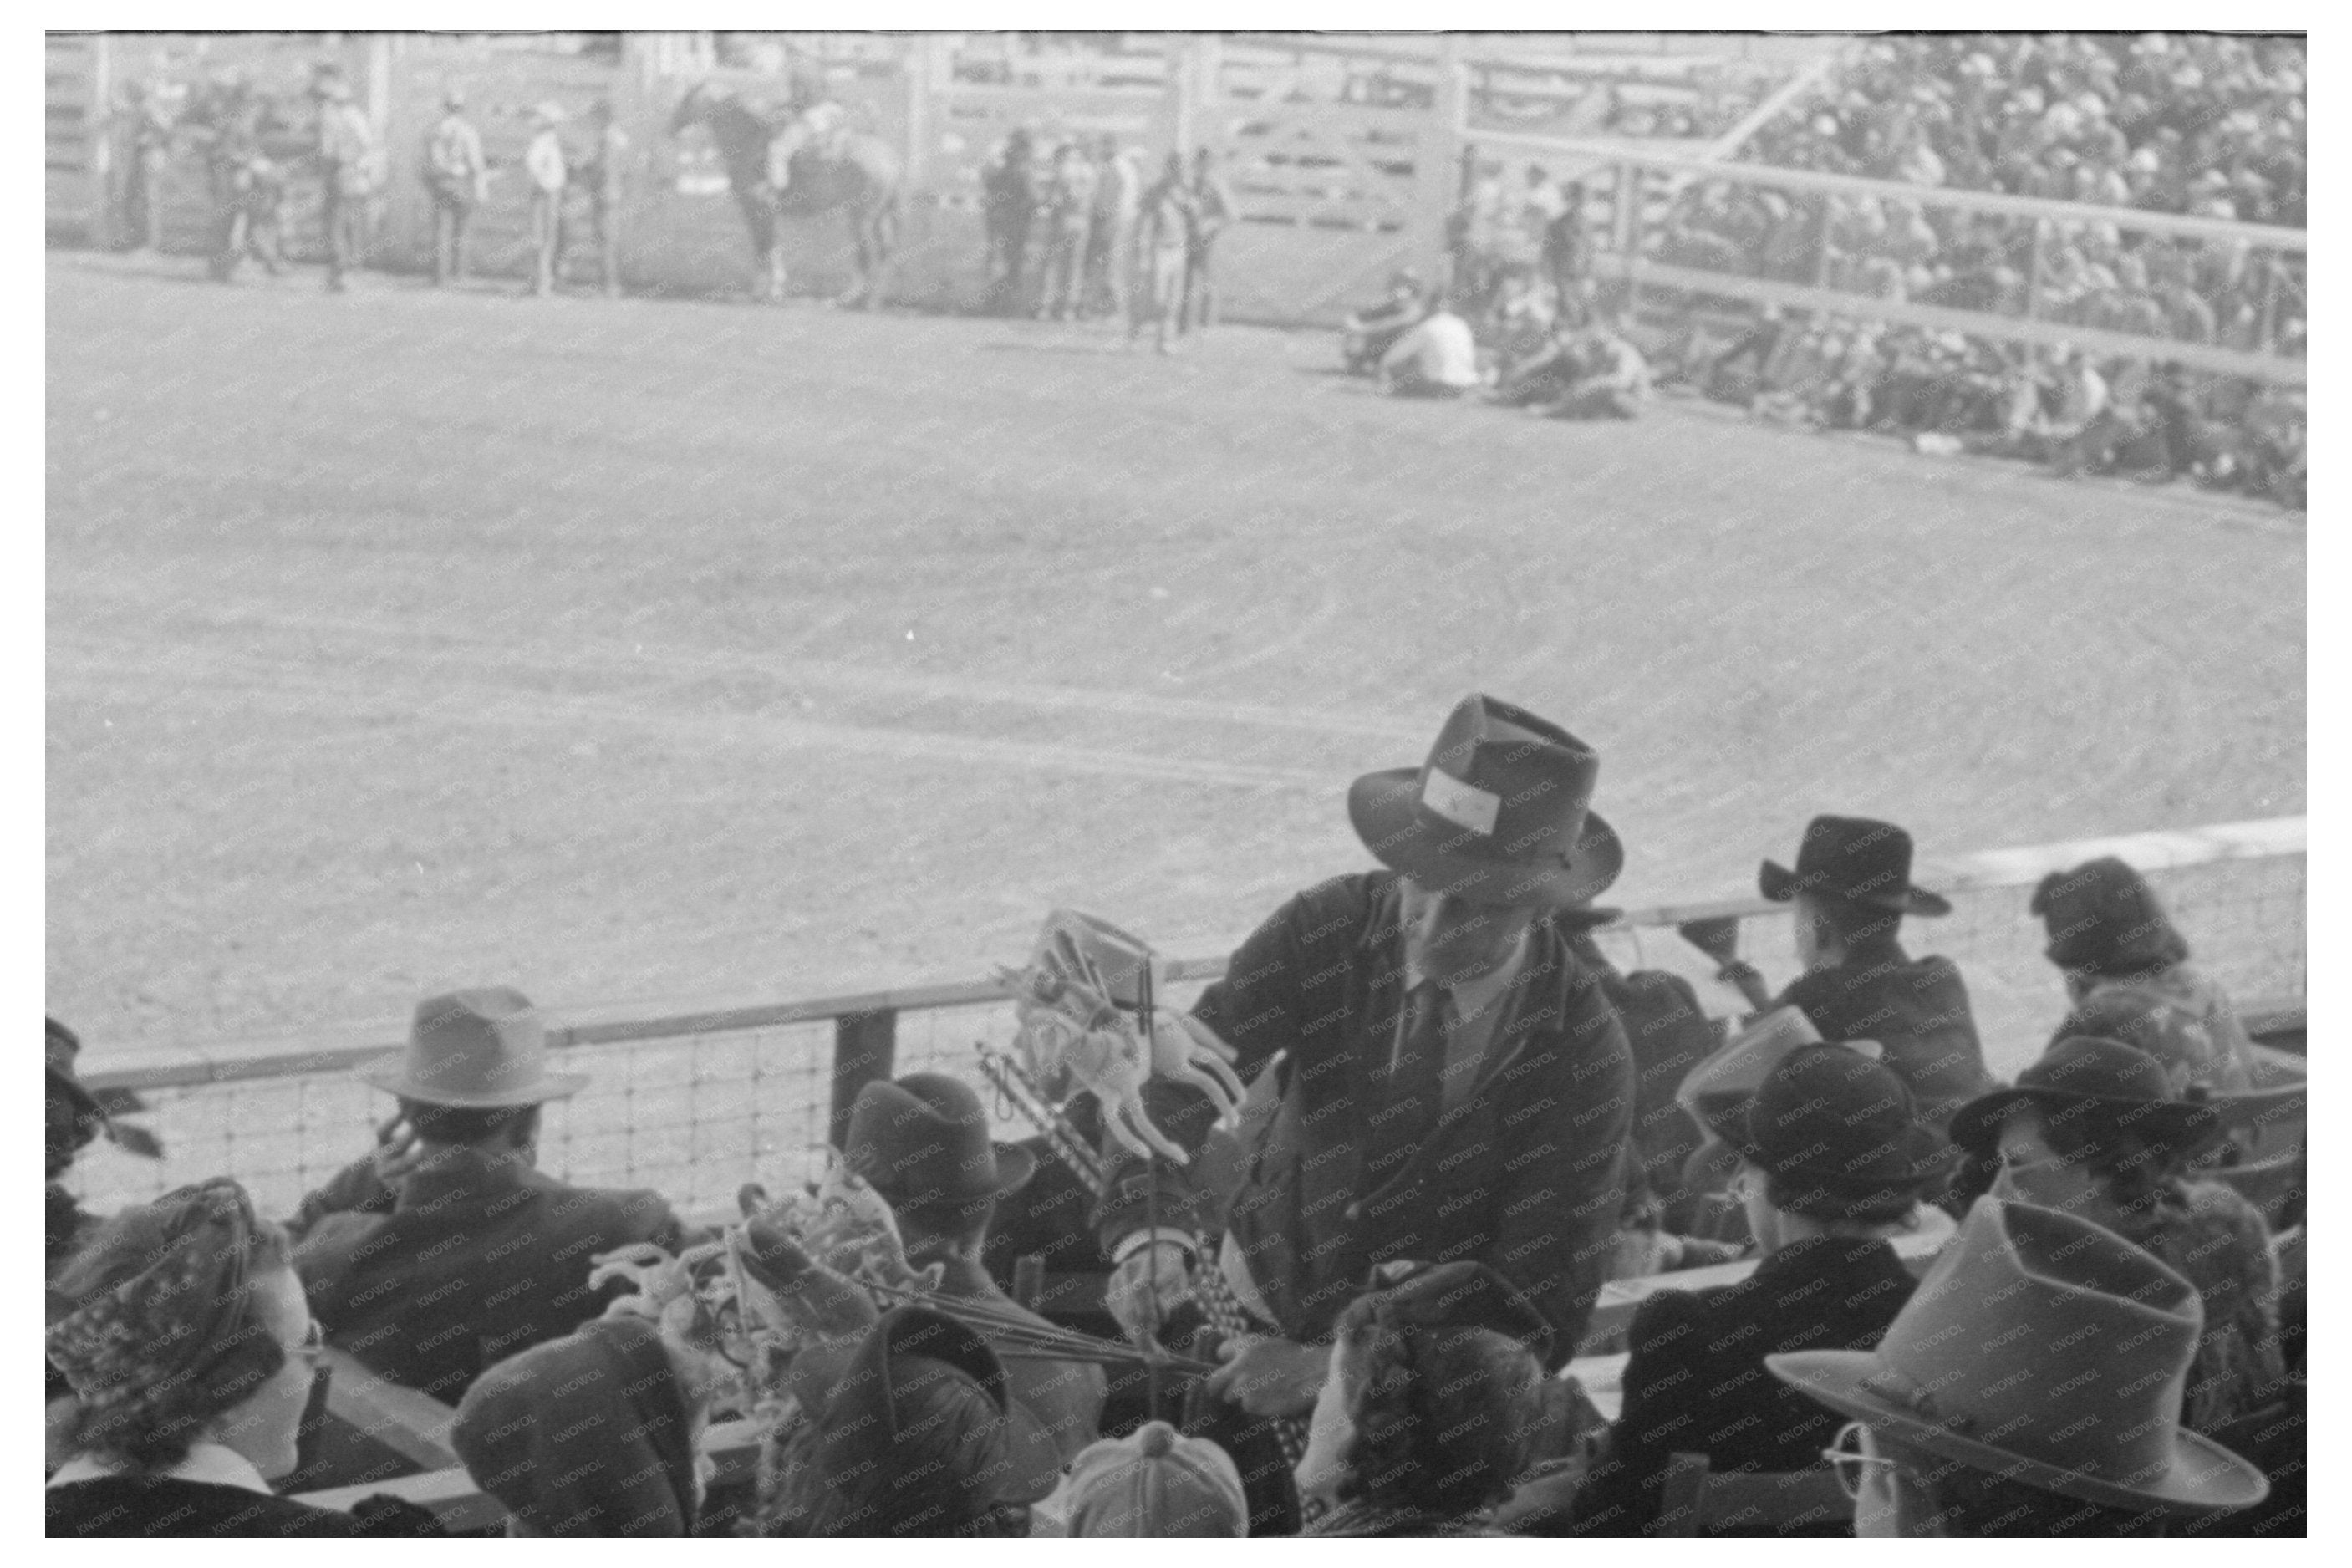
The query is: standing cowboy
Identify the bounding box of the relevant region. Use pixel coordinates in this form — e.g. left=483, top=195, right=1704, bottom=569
left=1132, top=151, right=1195, bottom=353
left=288, top=987, right=690, bottom=1401
left=1097, top=695, right=1636, bottom=1513
left=573, top=99, right=630, bottom=298
left=420, top=88, right=488, bottom=286
left=309, top=64, right=379, bottom=293
left=1083, top=133, right=1142, bottom=323
left=522, top=102, right=568, bottom=298
left=112, top=80, right=174, bottom=254
left=981, top=128, right=1038, bottom=316
left=1035, top=140, right=1099, bottom=322
left=1181, top=146, right=1237, bottom=333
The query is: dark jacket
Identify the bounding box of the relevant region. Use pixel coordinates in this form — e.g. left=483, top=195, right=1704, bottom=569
left=1561, top=929, right=1718, bottom=1207
left=924, top=1250, right=1107, bottom=1464
left=451, top=1314, right=700, bottom=1537
left=1774, top=937, right=1992, bottom=1130
left=291, top=1147, right=687, bottom=1403
left=1573, top=1235, right=1917, bottom=1535
left=1097, top=872, right=1635, bottom=1363
left=47, top=1477, right=442, bottom=1538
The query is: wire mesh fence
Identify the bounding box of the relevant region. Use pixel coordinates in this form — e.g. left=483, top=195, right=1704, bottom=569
left=68, top=836, right=2303, bottom=1224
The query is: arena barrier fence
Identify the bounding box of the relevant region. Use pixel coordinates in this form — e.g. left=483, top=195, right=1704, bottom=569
left=69, top=816, right=2304, bottom=1225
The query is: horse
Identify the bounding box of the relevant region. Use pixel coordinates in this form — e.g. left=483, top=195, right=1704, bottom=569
left=669, top=81, right=903, bottom=307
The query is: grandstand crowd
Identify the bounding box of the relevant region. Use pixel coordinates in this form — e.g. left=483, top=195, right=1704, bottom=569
left=47, top=695, right=2304, bottom=1538
left=1404, top=32, right=2304, bottom=509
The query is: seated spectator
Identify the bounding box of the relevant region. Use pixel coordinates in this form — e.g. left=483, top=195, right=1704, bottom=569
left=1574, top=1044, right=1947, bottom=1535
left=1294, top=1260, right=1550, bottom=1537
left=47, top=1179, right=442, bottom=1538
left=1061, top=1421, right=1248, bottom=1537
left=1949, top=1035, right=2283, bottom=1433
left=1489, top=318, right=1585, bottom=408
left=289, top=987, right=690, bottom=1401
left=1693, top=815, right=1993, bottom=1133
left=845, top=1072, right=1107, bottom=1462
left=1541, top=323, right=1652, bottom=420
left=1771, top=1196, right=2270, bottom=1536
left=1377, top=293, right=1482, bottom=398
left=1341, top=269, right=1428, bottom=374
left=2029, top=855, right=2260, bottom=1092
left=768, top=1304, right=1065, bottom=1537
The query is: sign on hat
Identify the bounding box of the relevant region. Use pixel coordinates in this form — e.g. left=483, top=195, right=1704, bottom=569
left=1768, top=1197, right=2268, bottom=1516
left=359, top=987, right=588, bottom=1107
left=1347, top=694, right=1623, bottom=909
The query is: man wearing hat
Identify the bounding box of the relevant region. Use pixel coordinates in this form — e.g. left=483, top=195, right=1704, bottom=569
left=523, top=102, right=569, bottom=297
left=1099, top=695, right=1635, bottom=1426
left=1574, top=1044, right=1948, bottom=1535
left=1683, top=814, right=1992, bottom=1133
left=845, top=1072, right=1106, bottom=1463
left=420, top=86, right=488, bottom=286
left=1770, top=1196, right=2269, bottom=1535
left=309, top=64, right=379, bottom=293
left=288, top=987, right=690, bottom=1402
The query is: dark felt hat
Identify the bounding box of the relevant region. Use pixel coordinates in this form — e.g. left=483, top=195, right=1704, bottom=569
left=1759, top=815, right=1951, bottom=916
left=1348, top=694, right=1621, bottom=909
left=1352, top=1258, right=1555, bottom=1365
left=1948, top=1034, right=2221, bottom=1162
left=45, top=1016, right=108, bottom=1148
left=2029, top=856, right=2188, bottom=976
left=789, top=1306, right=1064, bottom=1515
left=845, top=1073, right=1036, bottom=1210
left=1728, top=1044, right=1950, bottom=1214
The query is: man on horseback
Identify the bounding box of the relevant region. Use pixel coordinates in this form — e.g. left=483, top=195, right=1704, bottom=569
left=768, top=76, right=848, bottom=195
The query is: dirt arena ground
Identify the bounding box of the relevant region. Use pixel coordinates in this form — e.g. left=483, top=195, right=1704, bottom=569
left=48, top=252, right=2304, bottom=1076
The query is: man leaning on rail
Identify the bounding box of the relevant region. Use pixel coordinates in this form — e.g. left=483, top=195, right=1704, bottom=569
left=287, top=987, right=690, bottom=1403
left=1098, top=695, right=1637, bottom=1522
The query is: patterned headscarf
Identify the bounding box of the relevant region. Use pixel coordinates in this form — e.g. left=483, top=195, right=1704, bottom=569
left=47, top=1179, right=286, bottom=1459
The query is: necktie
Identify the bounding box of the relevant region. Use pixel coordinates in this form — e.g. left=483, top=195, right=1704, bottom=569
left=1375, top=980, right=1451, bottom=1160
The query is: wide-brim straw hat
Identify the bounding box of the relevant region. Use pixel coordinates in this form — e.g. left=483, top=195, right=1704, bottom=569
left=359, top=986, right=588, bottom=1107
left=1348, top=694, right=1622, bottom=909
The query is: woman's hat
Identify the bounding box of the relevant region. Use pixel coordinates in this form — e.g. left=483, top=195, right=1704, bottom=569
left=790, top=1306, right=1064, bottom=1515
left=2029, top=857, right=2188, bottom=976
left=1676, top=1005, right=1835, bottom=1136
left=1728, top=1045, right=1949, bottom=1212
left=845, top=1072, right=1037, bottom=1210
left=1347, top=694, right=1622, bottom=909
left=1948, top=1034, right=2220, bottom=1161
left=1768, top=1197, right=2268, bottom=1516
left=1063, top=1421, right=1247, bottom=1537
left=359, top=987, right=588, bottom=1107
left=1759, top=815, right=1951, bottom=915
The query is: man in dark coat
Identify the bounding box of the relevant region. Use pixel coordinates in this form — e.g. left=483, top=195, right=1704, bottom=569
left=1688, top=815, right=1993, bottom=1133
left=289, top=988, right=689, bottom=1403
left=1571, top=1045, right=1947, bottom=1535
left=1099, top=695, right=1637, bottom=1426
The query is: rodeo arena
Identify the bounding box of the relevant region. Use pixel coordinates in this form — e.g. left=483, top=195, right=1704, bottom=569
left=43, top=25, right=2309, bottom=1543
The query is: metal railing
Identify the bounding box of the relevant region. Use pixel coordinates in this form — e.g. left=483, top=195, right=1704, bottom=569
left=69, top=817, right=2304, bottom=1223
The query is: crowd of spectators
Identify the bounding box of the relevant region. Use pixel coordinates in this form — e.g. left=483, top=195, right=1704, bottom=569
left=45, top=748, right=2304, bottom=1539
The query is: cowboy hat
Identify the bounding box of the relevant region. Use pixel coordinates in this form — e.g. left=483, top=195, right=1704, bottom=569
left=359, top=987, right=588, bottom=1107
left=845, top=1073, right=1036, bottom=1210
left=1947, top=1034, right=2219, bottom=1162
left=789, top=1306, right=1064, bottom=1512
left=1726, top=1044, right=1949, bottom=1213
left=1768, top=1197, right=2268, bottom=1516
left=1348, top=695, right=1622, bottom=908
left=1759, top=815, right=1950, bottom=915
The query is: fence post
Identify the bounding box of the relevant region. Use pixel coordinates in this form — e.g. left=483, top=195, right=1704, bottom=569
left=828, top=1009, right=898, bottom=1148
left=1414, top=34, right=1465, bottom=283
left=2024, top=217, right=2049, bottom=321
left=2258, top=252, right=2280, bottom=351
left=1613, top=159, right=1642, bottom=314
left=88, top=33, right=114, bottom=251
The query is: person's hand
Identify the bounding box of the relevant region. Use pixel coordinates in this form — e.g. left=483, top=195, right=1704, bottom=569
left=1204, top=1336, right=1330, bottom=1418
left=370, top=1112, right=429, bottom=1190
left=1677, top=916, right=1742, bottom=965
left=1105, top=1240, right=1194, bottom=1344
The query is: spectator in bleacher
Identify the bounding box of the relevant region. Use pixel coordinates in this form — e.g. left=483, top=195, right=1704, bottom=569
left=845, top=1072, right=1107, bottom=1463
left=1294, top=1260, right=1550, bottom=1538
left=1377, top=291, right=1481, bottom=397
left=1692, top=815, right=1993, bottom=1134
left=1341, top=268, right=1429, bottom=374
left=1572, top=1045, right=1947, bottom=1536
left=1063, top=1421, right=1249, bottom=1537
left=2029, top=855, right=2260, bottom=1092
left=288, top=986, right=690, bottom=1403
left=768, top=1304, right=1065, bottom=1536
left=523, top=102, right=568, bottom=298
left=1949, top=1035, right=2283, bottom=1433
left=1100, top=696, right=1632, bottom=1499
left=420, top=88, right=487, bottom=287
left=1034, top=140, right=1097, bottom=322
left=1184, top=146, right=1239, bottom=333
left=46, top=1017, right=114, bottom=1277
left=1771, top=1195, right=2269, bottom=1536
left=47, top=1179, right=443, bottom=1538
